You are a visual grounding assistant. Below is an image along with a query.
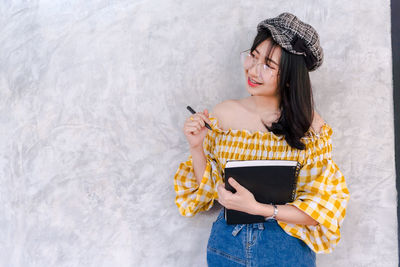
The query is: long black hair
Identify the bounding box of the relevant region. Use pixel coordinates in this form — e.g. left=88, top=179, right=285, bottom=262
left=250, top=29, right=314, bottom=150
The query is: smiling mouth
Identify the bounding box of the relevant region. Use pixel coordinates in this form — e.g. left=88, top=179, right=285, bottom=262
left=248, top=77, right=262, bottom=86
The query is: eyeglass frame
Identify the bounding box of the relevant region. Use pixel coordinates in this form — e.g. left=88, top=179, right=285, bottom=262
left=240, top=49, right=280, bottom=80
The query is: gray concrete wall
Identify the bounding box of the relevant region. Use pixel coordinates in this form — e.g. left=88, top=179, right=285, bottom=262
left=0, top=0, right=396, bottom=266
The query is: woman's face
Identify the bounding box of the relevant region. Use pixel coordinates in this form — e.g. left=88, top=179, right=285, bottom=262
left=244, top=38, right=281, bottom=97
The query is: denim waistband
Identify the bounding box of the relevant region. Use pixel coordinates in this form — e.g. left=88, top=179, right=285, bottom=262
left=231, top=221, right=271, bottom=236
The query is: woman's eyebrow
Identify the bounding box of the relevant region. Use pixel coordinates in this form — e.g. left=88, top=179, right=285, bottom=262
left=254, top=48, right=279, bottom=66
left=267, top=58, right=279, bottom=66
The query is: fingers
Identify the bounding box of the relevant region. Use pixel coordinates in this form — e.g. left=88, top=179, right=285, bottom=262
left=217, top=183, right=224, bottom=193
left=185, top=121, right=203, bottom=133
left=183, top=120, right=204, bottom=136
left=185, top=114, right=208, bottom=130
left=217, top=183, right=225, bottom=202
left=184, top=126, right=201, bottom=135
left=197, top=111, right=211, bottom=125
left=185, top=115, right=202, bottom=126
left=192, top=115, right=205, bottom=127
left=227, top=177, right=242, bottom=192
left=186, top=111, right=211, bottom=125
left=217, top=182, right=234, bottom=207
left=183, top=109, right=212, bottom=136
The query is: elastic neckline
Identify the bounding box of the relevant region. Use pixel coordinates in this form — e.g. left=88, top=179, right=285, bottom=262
left=208, top=115, right=332, bottom=141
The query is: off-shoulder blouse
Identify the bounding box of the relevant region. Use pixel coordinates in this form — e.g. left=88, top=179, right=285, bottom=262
left=173, top=113, right=350, bottom=254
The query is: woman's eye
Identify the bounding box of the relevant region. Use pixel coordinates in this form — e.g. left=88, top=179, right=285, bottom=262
left=264, top=64, right=274, bottom=70
left=265, top=62, right=274, bottom=69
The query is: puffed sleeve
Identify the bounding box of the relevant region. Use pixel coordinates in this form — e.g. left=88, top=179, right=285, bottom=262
left=277, top=124, right=350, bottom=254
left=173, top=118, right=224, bottom=217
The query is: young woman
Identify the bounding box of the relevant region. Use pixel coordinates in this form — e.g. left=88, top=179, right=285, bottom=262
left=174, top=12, right=350, bottom=266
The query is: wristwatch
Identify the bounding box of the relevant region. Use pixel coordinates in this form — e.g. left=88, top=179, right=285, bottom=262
left=265, top=204, right=278, bottom=220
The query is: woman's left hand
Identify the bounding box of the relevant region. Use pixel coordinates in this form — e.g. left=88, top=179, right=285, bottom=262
left=217, top=177, right=259, bottom=215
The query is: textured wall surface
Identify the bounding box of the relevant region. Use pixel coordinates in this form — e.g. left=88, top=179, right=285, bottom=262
left=0, top=0, right=396, bottom=266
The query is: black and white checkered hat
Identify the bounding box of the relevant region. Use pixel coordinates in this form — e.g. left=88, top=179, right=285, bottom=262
left=257, top=12, right=323, bottom=71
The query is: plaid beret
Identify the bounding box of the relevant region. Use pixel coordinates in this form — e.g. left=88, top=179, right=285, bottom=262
left=257, top=12, right=323, bottom=71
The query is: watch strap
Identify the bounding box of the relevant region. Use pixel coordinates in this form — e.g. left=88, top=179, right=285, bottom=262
left=265, top=204, right=278, bottom=220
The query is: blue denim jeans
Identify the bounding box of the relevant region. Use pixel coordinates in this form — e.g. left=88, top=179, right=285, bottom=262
left=207, top=208, right=316, bottom=267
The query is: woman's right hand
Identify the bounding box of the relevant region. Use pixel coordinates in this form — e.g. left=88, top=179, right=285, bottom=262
left=183, top=108, right=212, bottom=149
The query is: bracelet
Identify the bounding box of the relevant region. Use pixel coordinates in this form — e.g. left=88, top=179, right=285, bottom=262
left=265, top=204, right=278, bottom=220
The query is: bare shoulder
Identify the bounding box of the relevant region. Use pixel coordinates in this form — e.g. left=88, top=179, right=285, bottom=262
left=310, top=111, right=326, bottom=135
left=210, top=99, right=240, bottom=129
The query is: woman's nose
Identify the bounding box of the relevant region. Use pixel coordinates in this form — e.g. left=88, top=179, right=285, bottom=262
left=248, top=64, right=261, bottom=81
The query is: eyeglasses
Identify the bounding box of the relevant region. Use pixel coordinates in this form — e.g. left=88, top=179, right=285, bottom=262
left=240, top=49, right=278, bottom=82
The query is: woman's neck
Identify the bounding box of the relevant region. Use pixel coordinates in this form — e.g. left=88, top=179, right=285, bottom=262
left=250, top=95, right=281, bottom=115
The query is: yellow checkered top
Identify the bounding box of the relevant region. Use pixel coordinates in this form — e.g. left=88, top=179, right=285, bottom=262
left=173, top=114, right=350, bottom=254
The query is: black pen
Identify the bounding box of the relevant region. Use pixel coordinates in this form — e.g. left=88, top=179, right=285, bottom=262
left=186, top=105, right=212, bottom=130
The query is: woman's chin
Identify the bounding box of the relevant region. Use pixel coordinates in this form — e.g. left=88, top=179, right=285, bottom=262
left=246, top=87, right=259, bottom=95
